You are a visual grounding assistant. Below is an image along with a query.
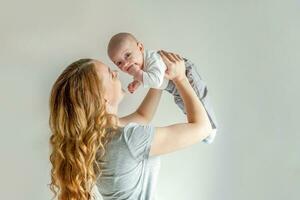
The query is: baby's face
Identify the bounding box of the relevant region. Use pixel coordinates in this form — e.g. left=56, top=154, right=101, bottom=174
left=108, top=40, right=144, bottom=75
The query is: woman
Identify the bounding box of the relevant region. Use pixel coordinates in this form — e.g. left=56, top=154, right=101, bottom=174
left=49, top=51, right=212, bottom=200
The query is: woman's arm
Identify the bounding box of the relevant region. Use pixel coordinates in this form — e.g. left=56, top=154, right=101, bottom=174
left=149, top=51, right=213, bottom=156
left=119, top=88, right=162, bottom=126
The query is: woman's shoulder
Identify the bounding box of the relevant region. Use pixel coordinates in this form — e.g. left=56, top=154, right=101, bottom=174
left=110, top=122, right=152, bottom=141
left=121, top=122, right=154, bottom=134
left=119, top=122, right=155, bottom=161
left=117, top=122, right=155, bottom=145
left=121, top=122, right=141, bottom=130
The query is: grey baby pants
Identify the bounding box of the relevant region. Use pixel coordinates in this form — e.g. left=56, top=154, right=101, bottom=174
left=164, top=58, right=218, bottom=144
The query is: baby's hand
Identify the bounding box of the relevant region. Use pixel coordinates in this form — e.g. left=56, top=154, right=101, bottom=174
left=127, top=80, right=141, bottom=93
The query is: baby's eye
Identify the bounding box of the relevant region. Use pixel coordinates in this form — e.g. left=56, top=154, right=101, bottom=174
left=125, top=53, right=131, bottom=58
left=116, top=61, right=122, bottom=66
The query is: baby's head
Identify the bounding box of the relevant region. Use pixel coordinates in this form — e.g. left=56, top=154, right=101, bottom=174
left=107, top=32, right=144, bottom=74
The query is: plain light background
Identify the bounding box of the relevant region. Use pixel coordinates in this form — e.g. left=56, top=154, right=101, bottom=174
left=0, top=0, right=299, bottom=199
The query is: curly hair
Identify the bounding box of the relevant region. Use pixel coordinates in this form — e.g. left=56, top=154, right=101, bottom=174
left=49, top=59, right=118, bottom=200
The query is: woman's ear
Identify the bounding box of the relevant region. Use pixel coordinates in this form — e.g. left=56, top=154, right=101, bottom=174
left=137, top=42, right=144, bottom=52
left=104, top=99, right=112, bottom=113
left=104, top=98, right=109, bottom=108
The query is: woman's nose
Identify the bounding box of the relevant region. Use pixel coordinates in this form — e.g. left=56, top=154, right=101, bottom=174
left=113, top=70, right=119, bottom=77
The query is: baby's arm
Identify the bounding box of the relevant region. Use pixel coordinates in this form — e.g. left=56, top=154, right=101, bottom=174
left=127, top=52, right=166, bottom=91
left=142, top=55, right=166, bottom=88
left=127, top=67, right=143, bottom=93
left=128, top=67, right=143, bottom=82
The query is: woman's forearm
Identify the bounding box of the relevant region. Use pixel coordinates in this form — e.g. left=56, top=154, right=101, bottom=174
left=136, top=88, right=162, bottom=122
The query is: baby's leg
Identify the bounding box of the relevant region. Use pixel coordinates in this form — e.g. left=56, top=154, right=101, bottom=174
left=164, top=58, right=218, bottom=144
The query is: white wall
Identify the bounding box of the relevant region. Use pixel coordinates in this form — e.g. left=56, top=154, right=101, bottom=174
left=1, top=0, right=299, bottom=199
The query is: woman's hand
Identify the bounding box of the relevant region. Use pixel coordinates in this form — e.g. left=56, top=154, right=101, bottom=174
left=158, top=50, right=186, bottom=83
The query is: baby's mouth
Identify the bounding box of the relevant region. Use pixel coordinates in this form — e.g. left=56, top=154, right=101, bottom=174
left=126, top=64, right=135, bottom=72
left=126, top=65, right=132, bottom=72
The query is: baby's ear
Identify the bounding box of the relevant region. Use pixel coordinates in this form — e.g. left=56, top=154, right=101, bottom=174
left=137, top=42, right=144, bottom=51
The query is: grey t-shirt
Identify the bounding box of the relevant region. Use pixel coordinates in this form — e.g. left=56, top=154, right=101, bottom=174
left=96, top=122, right=161, bottom=200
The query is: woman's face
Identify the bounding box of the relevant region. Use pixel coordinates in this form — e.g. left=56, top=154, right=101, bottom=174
left=94, top=61, right=125, bottom=111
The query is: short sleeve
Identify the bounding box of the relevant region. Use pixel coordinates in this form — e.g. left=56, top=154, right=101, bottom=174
left=123, top=123, right=155, bottom=162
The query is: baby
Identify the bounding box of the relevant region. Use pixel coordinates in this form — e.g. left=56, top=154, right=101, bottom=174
left=107, top=32, right=218, bottom=144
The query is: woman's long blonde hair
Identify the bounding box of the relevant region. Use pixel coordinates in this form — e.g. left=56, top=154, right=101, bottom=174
left=49, top=59, right=118, bottom=200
